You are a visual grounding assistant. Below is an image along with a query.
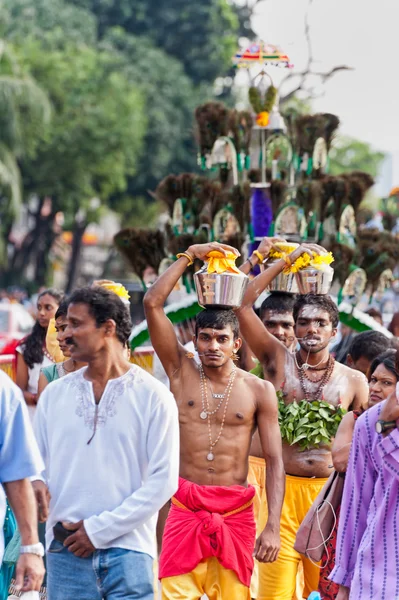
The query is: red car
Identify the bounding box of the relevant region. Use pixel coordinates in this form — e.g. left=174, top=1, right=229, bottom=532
left=0, top=303, right=35, bottom=355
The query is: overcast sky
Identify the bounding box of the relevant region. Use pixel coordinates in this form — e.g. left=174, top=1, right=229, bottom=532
left=251, top=0, right=399, bottom=186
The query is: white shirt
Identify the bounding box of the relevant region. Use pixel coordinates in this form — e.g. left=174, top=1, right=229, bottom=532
left=16, top=346, right=52, bottom=421
left=33, top=365, right=179, bottom=557
left=0, top=371, right=44, bottom=562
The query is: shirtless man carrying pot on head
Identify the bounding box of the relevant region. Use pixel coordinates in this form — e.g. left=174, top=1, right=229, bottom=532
left=144, top=241, right=285, bottom=600
left=247, top=291, right=297, bottom=599
left=235, top=238, right=368, bottom=600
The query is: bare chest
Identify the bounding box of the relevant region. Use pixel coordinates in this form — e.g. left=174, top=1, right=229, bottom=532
left=174, top=381, right=257, bottom=429
left=281, top=362, right=353, bottom=408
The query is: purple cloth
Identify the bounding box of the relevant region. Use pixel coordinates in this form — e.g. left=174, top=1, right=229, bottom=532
left=330, top=402, right=399, bottom=598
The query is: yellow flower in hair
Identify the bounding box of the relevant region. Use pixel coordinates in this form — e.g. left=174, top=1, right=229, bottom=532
left=97, top=281, right=130, bottom=303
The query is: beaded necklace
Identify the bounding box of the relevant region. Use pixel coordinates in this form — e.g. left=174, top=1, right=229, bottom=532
left=297, top=354, right=335, bottom=401
left=198, top=363, right=236, bottom=420
left=198, top=363, right=237, bottom=461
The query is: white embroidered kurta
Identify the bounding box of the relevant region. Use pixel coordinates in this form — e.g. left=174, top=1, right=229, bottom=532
left=33, top=365, right=179, bottom=557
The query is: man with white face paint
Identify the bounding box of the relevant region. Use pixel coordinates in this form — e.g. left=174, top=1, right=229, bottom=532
left=247, top=292, right=297, bottom=599
left=236, top=238, right=369, bottom=600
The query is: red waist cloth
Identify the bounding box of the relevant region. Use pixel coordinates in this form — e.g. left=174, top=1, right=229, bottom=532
left=159, top=477, right=256, bottom=587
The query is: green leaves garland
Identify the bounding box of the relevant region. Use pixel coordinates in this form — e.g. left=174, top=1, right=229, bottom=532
left=248, top=85, right=278, bottom=114
left=278, top=395, right=346, bottom=450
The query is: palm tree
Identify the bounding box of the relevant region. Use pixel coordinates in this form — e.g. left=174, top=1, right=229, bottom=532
left=0, top=37, right=51, bottom=264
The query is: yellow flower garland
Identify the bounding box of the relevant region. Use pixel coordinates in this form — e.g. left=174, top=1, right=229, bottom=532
left=269, top=248, right=334, bottom=275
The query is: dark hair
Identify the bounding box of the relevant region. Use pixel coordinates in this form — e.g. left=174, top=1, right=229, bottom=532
left=55, top=299, right=69, bottom=320
left=260, top=292, right=296, bottom=318
left=195, top=309, right=240, bottom=340
left=293, top=294, right=339, bottom=329
left=388, top=312, right=399, bottom=334
left=348, top=330, right=391, bottom=362
left=364, top=307, right=383, bottom=322
left=68, top=287, right=132, bottom=345
left=369, top=349, right=399, bottom=382
left=22, top=288, right=64, bottom=368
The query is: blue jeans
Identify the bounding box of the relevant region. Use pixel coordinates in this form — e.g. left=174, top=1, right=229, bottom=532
left=47, top=540, right=154, bottom=600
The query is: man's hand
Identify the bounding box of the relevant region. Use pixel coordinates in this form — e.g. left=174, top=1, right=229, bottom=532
left=15, top=554, right=45, bottom=592
left=253, top=524, right=280, bottom=563
left=32, top=480, right=50, bottom=523
left=289, top=243, right=327, bottom=262
left=187, top=242, right=240, bottom=262
left=336, top=585, right=350, bottom=600
left=256, top=237, right=287, bottom=260
left=63, top=520, right=95, bottom=558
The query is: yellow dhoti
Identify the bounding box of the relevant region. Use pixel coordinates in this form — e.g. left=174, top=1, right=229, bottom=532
left=247, top=456, right=266, bottom=599
left=258, top=474, right=328, bottom=600
left=162, top=557, right=250, bottom=599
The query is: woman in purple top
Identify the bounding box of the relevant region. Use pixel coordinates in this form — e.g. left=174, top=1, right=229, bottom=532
left=331, top=360, right=399, bottom=599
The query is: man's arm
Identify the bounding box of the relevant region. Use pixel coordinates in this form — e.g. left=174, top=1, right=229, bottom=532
left=4, top=479, right=45, bottom=592
left=332, top=412, right=356, bottom=472
left=236, top=241, right=327, bottom=365
left=0, top=375, right=46, bottom=592
left=254, top=380, right=285, bottom=563
left=144, top=241, right=238, bottom=379
left=350, top=371, right=369, bottom=411
left=32, top=393, right=51, bottom=522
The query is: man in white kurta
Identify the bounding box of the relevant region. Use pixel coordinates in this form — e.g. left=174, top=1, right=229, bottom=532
left=32, top=286, right=179, bottom=600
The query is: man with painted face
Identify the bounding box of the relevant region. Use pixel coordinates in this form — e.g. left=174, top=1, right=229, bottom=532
left=236, top=238, right=369, bottom=600
left=247, top=292, right=296, bottom=599
left=144, top=241, right=285, bottom=600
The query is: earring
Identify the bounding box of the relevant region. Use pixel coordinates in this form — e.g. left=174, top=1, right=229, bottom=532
left=231, top=352, right=239, bottom=362
left=185, top=352, right=195, bottom=359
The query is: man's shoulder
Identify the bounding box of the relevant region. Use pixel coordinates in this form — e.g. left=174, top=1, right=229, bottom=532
left=336, top=360, right=367, bottom=384
left=239, top=369, right=275, bottom=393
left=0, top=370, right=23, bottom=411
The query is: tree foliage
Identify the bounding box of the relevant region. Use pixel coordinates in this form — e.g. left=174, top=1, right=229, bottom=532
left=329, top=136, right=385, bottom=179
left=18, top=40, right=146, bottom=208
left=4, top=0, right=97, bottom=48
left=68, top=0, right=239, bottom=84
left=102, top=28, right=201, bottom=199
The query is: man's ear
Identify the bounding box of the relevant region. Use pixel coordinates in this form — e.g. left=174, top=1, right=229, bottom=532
left=234, top=337, right=242, bottom=352
left=104, top=319, right=117, bottom=337
left=346, top=354, right=354, bottom=368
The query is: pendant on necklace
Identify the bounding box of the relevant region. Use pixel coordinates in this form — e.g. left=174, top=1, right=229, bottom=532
left=212, top=393, right=225, bottom=399
left=302, top=363, right=310, bottom=371
left=207, top=452, right=214, bottom=461
left=200, top=411, right=208, bottom=420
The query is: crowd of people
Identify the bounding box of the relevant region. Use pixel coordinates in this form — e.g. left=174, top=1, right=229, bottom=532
left=1, top=238, right=398, bottom=600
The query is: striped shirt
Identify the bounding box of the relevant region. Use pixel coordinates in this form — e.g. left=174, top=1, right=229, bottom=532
left=330, top=401, right=399, bottom=598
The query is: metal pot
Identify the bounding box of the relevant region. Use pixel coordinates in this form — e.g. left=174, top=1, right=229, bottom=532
left=261, top=257, right=299, bottom=294
left=295, top=265, right=334, bottom=295
left=194, top=266, right=249, bottom=309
